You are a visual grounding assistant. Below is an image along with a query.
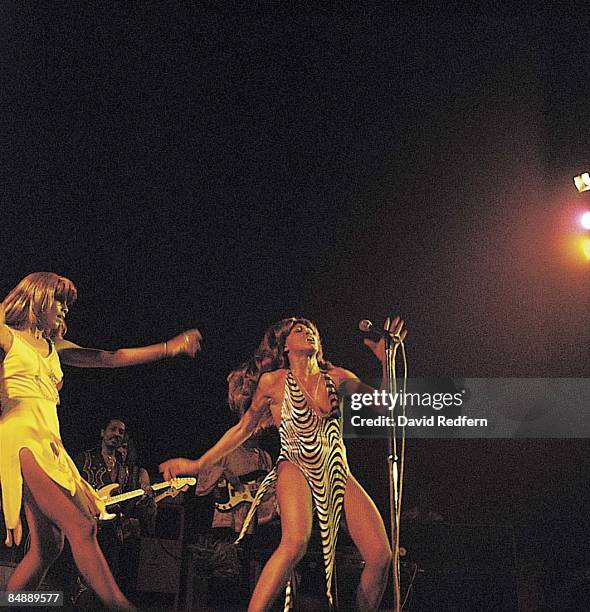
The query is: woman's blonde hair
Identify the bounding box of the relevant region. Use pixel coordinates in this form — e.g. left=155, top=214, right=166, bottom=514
left=2, top=272, right=77, bottom=340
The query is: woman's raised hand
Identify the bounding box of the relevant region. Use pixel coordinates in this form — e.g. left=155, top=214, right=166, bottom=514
left=363, top=316, right=408, bottom=362
left=167, top=328, right=202, bottom=358
left=159, top=457, right=200, bottom=481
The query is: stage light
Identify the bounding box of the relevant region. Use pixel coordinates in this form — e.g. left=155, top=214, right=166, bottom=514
left=581, top=211, right=590, bottom=230
left=573, top=172, right=590, bottom=193
left=583, top=238, right=590, bottom=260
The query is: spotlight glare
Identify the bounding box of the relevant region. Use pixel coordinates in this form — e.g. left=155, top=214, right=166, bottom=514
left=581, top=211, right=590, bottom=230
left=573, top=172, right=590, bottom=193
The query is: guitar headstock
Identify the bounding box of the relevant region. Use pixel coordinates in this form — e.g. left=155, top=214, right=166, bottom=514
left=169, top=477, right=196, bottom=490
left=171, top=484, right=189, bottom=498
left=155, top=484, right=190, bottom=505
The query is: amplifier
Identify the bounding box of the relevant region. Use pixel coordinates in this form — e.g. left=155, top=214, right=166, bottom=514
left=401, top=523, right=516, bottom=574
left=135, top=537, right=182, bottom=594
left=403, top=572, right=519, bottom=611
left=399, top=524, right=518, bottom=611
left=0, top=564, right=15, bottom=590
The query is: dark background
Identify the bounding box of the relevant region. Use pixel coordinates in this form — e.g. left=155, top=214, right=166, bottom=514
left=2, top=2, right=589, bottom=604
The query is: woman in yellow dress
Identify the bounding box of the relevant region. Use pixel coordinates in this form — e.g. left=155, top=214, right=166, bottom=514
left=0, top=272, right=201, bottom=609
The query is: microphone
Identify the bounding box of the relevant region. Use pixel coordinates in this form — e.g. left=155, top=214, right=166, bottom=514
left=358, top=319, right=394, bottom=337
left=359, top=319, right=400, bottom=342
left=359, top=319, right=377, bottom=333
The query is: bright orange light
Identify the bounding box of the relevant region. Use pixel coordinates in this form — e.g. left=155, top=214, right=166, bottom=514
left=581, top=211, right=590, bottom=230
left=574, top=172, right=590, bottom=193
left=582, top=238, right=590, bottom=260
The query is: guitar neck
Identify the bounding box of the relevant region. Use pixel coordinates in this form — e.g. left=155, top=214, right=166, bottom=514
left=104, top=479, right=194, bottom=507
left=154, top=487, right=184, bottom=505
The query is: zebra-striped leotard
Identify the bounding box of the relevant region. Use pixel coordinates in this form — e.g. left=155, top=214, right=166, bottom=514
left=236, top=369, right=349, bottom=610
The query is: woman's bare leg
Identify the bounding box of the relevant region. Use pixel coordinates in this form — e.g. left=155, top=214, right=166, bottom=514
left=248, top=461, right=313, bottom=612
left=7, top=497, right=64, bottom=591
left=344, top=474, right=392, bottom=611
left=14, top=449, right=134, bottom=610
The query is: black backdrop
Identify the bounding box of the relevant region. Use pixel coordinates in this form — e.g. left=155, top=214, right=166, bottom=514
left=2, top=3, right=590, bottom=605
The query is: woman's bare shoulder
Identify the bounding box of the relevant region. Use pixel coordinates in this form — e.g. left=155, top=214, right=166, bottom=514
left=258, top=369, right=288, bottom=390
left=0, top=324, right=15, bottom=356
left=326, top=366, right=358, bottom=382
left=250, top=369, right=288, bottom=414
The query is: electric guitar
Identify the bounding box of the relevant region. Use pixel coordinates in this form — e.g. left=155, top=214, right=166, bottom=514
left=154, top=484, right=189, bottom=504
left=214, top=470, right=267, bottom=512
left=97, top=477, right=196, bottom=521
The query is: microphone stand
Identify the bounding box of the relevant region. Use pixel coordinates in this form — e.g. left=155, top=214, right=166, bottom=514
left=384, top=331, right=402, bottom=612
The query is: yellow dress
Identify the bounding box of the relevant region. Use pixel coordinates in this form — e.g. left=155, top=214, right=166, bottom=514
left=0, top=328, right=103, bottom=546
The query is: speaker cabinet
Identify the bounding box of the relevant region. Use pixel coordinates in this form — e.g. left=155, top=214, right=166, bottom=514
left=404, top=573, right=519, bottom=611
left=399, top=524, right=519, bottom=611
left=135, top=537, right=182, bottom=594
left=0, top=564, right=15, bottom=590
left=401, top=523, right=517, bottom=573
left=137, top=503, right=184, bottom=594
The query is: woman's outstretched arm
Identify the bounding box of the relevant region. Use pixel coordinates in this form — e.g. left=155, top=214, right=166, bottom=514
left=333, top=315, right=407, bottom=397
left=55, top=328, right=202, bottom=368
left=159, top=372, right=277, bottom=479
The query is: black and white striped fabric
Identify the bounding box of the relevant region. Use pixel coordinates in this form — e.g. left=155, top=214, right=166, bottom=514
left=236, top=369, right=349, bottom=611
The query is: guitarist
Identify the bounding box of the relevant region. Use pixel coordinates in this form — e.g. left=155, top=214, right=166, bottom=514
left=72, top=418, right=154, bottom=603
left=117, top=436, right=156, bottom=540
left=195, top=437, right=275, bottom=608
left=196, top=436, right=275, bottom=538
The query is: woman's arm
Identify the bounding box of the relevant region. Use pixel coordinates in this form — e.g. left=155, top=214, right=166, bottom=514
left=159, top=372, right=276, bottom=479
left=55, top=328, right=202, bottom=368
left=333, top=316, right=408, bottom=396
left=331, top=366, right=375, bottom=397
left=0, top=302, right=13, bottom=355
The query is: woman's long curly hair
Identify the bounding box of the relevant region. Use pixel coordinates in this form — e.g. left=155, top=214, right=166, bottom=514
left=2, top=272, right=77, bottom=340
left=228, top=317, right=333, bottom=418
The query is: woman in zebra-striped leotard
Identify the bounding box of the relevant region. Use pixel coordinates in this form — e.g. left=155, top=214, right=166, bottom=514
left=160, top=316, right=407, bottom=611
